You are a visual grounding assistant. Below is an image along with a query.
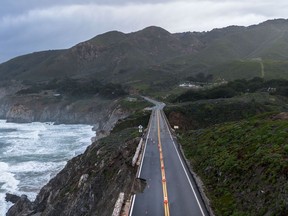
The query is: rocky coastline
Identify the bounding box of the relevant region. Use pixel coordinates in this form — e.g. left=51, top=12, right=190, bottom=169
left=1, top=93, right=136, bottom=215
left=6, top=128, right=139, bottom=216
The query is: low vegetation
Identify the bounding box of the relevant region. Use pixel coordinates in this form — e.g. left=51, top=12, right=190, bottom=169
left=112, top=110, right=151, bottom=133
left=17, top=78, right=127, bottom=99
left=165, top=76, right=288, bottom=215
left=173, top=78, right=288, bottom=103
left=119, top=96, right=153, bottom=112
left=178, top=113, right=288, bottom=215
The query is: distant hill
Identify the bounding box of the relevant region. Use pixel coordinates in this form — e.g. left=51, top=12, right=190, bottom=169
left=0, top=26, right=201, bottom=84
left=163, top=19, right=288, bottom=81
left=1, top=19, right=288, bottom=87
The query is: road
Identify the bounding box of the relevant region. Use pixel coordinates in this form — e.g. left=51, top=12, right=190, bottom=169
left=129, top=99, right=209, bottom=216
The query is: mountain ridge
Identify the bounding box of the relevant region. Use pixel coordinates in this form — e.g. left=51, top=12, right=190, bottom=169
left=1, top=19, right=288, bottom=86
left=3, top=19, right=288, bottom=216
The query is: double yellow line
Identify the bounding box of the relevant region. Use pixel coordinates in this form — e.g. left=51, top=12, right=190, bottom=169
left=157, top=110, right=170, bottom=216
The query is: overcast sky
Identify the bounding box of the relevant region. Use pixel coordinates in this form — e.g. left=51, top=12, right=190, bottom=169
left=1, top=0, right=287, bottom=63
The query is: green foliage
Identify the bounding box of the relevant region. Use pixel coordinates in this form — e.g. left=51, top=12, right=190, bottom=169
left=119, top=97, right=153, bottom=111
left=173, top=78, right=288, bottom=103
left=179, top=114, right=288, bottom=215
left=16, top=78, right=127, bottom=99
left=165, top=98, right=275, bottom=131
left=98, top=83, right=127, bottom=99
left=98, top=128, right=140, bottom=152
left=112, top=110, right=151, bottom=133
left=208, top=86, right=237, bottom=99
left=57, top=78, right=102, bottom=97
left=211, top=60, right=262, bottom=81
left=186, top=73, right=214, bottom=83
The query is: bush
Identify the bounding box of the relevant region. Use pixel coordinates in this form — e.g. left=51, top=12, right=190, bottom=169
left=174, top=77, right=288, bottom=103
left=207, top=87, right=237, bottom=99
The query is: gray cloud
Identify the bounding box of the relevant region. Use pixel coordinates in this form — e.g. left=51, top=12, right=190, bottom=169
left=0, top=0, right=287, bottom=63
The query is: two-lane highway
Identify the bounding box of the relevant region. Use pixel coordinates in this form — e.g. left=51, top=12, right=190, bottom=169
left=129, top=101, right=208, bottom=216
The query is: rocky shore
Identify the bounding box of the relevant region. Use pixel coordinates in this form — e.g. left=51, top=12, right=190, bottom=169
left=6, top=128, right=140, bottom=216
left=1, top=92, right=137, bottom=215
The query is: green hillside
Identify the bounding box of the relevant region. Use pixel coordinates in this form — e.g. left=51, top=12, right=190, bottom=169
left=0, top=26, right=199, bottom=84
left=165, top=19, right=288, bottom=82
left=165, top=75, right=288, bottom=215
left=1, top=19, right=288, bottom=91
left=179, top=113, right=288, bottom=215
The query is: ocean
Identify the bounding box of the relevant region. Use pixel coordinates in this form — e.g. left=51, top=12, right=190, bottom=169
left=0, top=120, right=95, bottom=215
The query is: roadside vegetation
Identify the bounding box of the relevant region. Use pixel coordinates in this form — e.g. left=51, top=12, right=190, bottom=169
left=165, top=77, right=288, bottom=215
left=179, top=113, right=288, bottom=215
left=113, top=96, right=153, bottom=133
left=172, top=77, right=288, bottom=103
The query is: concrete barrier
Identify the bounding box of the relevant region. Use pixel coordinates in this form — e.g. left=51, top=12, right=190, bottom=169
left=112, top=192, right=125, bottom=216
left=132, top=138, right=143, bottom=167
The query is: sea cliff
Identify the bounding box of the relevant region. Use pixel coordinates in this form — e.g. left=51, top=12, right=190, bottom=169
left=6, top=128, right=140, bottom=215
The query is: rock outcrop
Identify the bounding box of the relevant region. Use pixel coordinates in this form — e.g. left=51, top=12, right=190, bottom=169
left=6, top=195, right=34, bottom=216
left=6, top=104, right=34, bottom=123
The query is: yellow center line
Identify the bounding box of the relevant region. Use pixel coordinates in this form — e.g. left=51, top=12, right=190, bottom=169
left=157, top=110, right=170, bottom=216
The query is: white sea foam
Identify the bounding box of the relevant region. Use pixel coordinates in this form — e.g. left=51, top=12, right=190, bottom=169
left=0, top=120, right=95, bottom=214
left=0, top=193, right=12, bottom=216
left=0, top=162, right=19, bottom=192
left=9, top=161, right=65, bottom=173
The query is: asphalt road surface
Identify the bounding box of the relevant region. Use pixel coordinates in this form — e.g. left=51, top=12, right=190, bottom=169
left=129, top=101, right=209, bottom=216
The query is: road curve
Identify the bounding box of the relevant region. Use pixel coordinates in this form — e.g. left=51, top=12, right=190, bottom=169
left=129, top=101, right=209, bottom=216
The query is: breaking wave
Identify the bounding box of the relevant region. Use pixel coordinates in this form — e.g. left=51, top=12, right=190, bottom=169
left=0, top=120, right=94, bottom=214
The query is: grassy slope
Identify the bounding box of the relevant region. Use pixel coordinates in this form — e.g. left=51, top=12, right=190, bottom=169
left=165, top=90, right=288, bottom=215
left=161, top=19, right=288, bottom=83
left=179, top=114, right=288, bottom=215
left=165, top=92, right=288, bottom=130
left=113, top=97, right=152, bottom=132
left=211, top=60, right=262, bottom=81
left=211, top=59, right=288, bottom=81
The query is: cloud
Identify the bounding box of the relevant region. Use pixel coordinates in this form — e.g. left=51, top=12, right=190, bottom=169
left=0, top=0, right=287, bottom=63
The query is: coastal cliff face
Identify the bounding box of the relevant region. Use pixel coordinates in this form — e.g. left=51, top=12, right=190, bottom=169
left=6, top=104, right=34, bottom=123
left=7, top=128, right=139, bottom=216
left=2, top=91, right=141, bottom=215
left=0, top=94, right=129, bottom=126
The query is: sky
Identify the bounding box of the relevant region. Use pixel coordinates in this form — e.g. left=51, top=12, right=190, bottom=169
left=1, top=0, right=287, bottom=63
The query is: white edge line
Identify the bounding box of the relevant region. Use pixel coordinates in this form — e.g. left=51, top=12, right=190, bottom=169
left=137, top=112, right=152, bottom=178
left=129, top=195, right=136, bottom=216
left=129, top=110, right=154, bottom=216
left=161, top=110, right=206, bottom=216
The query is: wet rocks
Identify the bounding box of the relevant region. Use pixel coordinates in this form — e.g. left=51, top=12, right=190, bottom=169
left=6, top=195, right=34, bottom=216
left=5, top=193, right=20, bottom=204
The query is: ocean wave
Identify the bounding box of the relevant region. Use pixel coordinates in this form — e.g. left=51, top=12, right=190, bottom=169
left=0, top=162, right=19, bottom=192
left=0, top=120, right=95, bottom=214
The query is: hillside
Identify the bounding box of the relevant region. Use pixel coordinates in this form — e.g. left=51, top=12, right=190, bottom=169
left=178, top=113, right=288, bottom=215
left=1, top=19, right=288, bottom=91
left=164, top=19, right=288, bottom=82
left=164, top=77, right=288, bottom=215
left=0, top=26, right=201, bottom=84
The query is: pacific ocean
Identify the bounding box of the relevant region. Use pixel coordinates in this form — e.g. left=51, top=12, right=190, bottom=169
left=0, top=120, right=95, bottom=214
